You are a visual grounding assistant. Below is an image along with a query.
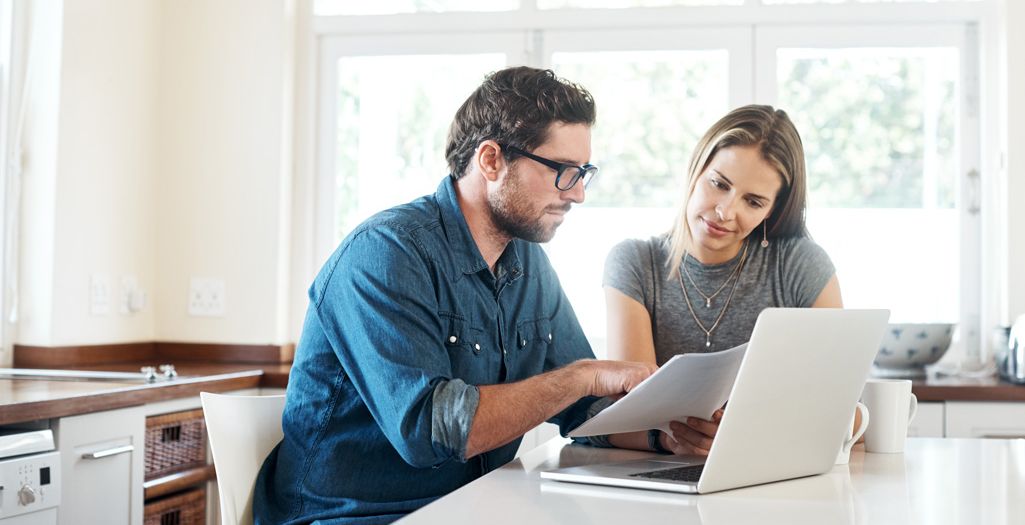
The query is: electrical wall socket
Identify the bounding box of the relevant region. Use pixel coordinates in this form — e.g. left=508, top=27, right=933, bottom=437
left=90, top=274, right=111, bottom=315
left=188, top=277, right=225, bottom=317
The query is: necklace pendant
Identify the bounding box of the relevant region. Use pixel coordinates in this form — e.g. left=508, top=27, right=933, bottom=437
left=705, top=336, right=711, bottom=348
left=705, top=298, right=711, bottom=308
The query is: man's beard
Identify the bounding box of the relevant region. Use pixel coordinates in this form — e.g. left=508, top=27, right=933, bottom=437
left=488, top=167, right=570, bottom=243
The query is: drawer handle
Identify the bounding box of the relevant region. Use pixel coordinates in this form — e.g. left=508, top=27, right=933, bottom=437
left=82, top=444, right=135, bottom=459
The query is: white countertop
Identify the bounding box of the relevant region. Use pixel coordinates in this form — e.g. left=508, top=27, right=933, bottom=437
left=400, top=437, right=1025, bottom=524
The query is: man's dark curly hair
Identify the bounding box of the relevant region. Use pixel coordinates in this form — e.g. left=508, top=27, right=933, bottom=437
left=445, top=66, right=596, bottom=179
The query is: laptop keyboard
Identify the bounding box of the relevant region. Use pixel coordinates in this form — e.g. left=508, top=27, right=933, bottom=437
left=629, top=464, right=705, bottom=482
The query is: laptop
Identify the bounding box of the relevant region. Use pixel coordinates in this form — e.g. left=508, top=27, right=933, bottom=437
left=541, top=308, right=890, bottom=494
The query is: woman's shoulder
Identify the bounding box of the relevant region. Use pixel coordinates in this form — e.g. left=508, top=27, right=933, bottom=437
left=772, top=235, right=821, bottom=253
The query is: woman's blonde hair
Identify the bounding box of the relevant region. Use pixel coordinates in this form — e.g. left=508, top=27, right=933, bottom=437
left=666, top=105, right=809, bottom=277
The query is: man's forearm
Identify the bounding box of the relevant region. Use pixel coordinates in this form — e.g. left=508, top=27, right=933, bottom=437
left=464, top=361, right=590, bottom=459
left=606, top=430, right=652, bottom=451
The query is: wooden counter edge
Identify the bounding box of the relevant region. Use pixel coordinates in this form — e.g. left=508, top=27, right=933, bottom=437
left=0, top=371, right=262, bottom=426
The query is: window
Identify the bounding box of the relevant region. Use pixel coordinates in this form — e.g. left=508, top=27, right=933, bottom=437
left=541, top=28, right=748, bottom=350
left=331, top=53, right=506, bottom=242
left=315, top=34, right=518, bottom=252
left=313, top=2, right=987, bottom=359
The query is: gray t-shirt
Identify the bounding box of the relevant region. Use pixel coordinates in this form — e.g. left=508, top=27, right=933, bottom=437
left=603, top=234, right=835, bottom=365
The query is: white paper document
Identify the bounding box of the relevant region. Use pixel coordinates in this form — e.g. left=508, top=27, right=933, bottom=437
left=568, top=343, right=748, bottom=437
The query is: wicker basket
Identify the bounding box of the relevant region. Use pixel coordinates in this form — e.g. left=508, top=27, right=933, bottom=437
left=145, top=409, right=207, bottom=480
left=144, top=487, right=206, bottom=525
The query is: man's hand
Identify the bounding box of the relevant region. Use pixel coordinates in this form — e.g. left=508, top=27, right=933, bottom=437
left=660, top=408, right=725, bottom=455
left=577, top=360, right=657, bottom=399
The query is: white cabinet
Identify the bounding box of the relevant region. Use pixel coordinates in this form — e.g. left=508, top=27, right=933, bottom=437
left=908, top=401, right=945, bottom=437
left=944, top=401, right=1025, bottom=438
left=56, top=405, right=146, bottom=525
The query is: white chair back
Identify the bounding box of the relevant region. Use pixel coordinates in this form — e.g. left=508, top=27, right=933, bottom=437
left=201, top=392, right=286, bottom=525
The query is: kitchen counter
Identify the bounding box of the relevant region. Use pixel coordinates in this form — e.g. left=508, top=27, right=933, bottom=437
left=0, top=366, right=264, bottom=425
left=401, top=437, right=1025, bottom=525
left=912, top=373, right=1025, bottom=401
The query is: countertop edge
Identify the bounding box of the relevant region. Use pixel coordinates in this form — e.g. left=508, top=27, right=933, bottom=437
left=0, top=370, right=264, bottom=425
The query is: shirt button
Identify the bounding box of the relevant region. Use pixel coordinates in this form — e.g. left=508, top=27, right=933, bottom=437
left=520, top=339, right=527, bottom=348
left=547, top=333, right=553, bottom=342
left=474, top=343, right=481, bottom=351
left=449, top=335, right=457, bottom=344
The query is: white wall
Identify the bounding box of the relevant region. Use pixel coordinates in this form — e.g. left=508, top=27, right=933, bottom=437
left=16, top=0, right=296, bottom=348
left=18, top=0, right=160, bottom=347
left=50, top=0, right=158, bottom=345
left=154, top=0, right=294, bottom=344
left=17, top=0, right=65, bottom=345
left=1004, top=0, right=1025, bottom=323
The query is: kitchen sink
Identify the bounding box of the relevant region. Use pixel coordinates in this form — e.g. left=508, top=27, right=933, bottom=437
left=0, top=366, right=179, bottom=383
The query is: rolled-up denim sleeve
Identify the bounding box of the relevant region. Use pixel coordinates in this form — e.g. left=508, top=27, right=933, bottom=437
left=311, top=225, right=476, bottom=468
left=570, top=397, right=615, bottom=448
left=431, top=378, right=480, bottom=461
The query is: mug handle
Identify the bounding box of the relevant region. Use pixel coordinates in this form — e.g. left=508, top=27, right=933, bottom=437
left=843, top=402, right=870, bottom=453
left=907, top=393, right=918, bottom=425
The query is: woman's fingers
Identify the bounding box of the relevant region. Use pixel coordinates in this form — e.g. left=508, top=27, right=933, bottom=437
left=680, top=416, right=721, bottom=438
left=664, top=433, right=710, bottom=456
left=669, top=420, right=715, bottom=452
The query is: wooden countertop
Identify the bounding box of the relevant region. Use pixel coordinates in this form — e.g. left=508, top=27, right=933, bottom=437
left=911, top=373, right=1025, bottom=402
left=0, top=368, right=265, bottom=425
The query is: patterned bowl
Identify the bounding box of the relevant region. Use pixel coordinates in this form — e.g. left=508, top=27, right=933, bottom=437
left=872, top=323, right=955, bottom=378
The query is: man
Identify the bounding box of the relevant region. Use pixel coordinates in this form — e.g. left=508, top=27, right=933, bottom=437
left=254, top=66, right=654, bottom=524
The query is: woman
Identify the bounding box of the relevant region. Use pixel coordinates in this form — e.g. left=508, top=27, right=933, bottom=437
left=602, top=105, right=842, bottom=455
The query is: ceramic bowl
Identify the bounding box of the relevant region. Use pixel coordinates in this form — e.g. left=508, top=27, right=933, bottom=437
left=872, top=323, right=955, bottom=378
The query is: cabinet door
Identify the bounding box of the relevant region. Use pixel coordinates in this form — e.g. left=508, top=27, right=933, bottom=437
left=945, top=401, right=1025, bottom=438
left=57, top=405, right=146, bottom=525
left=908, top=401, right=945, bottom=437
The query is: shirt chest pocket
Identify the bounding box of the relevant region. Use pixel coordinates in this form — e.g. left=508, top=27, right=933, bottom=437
left=515, top=318, right=553, bottom=354
left=439, top=312, right=490, bottom=381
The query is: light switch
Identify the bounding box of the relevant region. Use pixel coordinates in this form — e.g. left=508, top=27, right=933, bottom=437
left=90, top=274, right=110, bottom=315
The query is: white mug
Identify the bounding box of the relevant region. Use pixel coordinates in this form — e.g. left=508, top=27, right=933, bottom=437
left=861, top=379, right=918, bottom=454
left=835, top=402, right=870, bottom=464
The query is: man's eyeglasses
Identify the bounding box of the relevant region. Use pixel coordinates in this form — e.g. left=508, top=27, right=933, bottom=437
left=501, top=144, right=599, bottom=191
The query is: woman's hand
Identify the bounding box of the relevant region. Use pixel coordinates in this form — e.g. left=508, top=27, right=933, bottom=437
left=660, top=408, right=725, bottom=455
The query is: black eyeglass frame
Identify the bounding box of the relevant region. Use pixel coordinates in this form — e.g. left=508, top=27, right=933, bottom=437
left=501, top=144, right=599, bottom=191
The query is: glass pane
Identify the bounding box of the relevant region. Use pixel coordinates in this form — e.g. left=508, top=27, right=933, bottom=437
left=334, top=54, right=505, bottom=242
left=547, top=50, right=731, bottom=356
left=315, top=0, right=518, bottom=16
left=776, top=47, right=960, bottom=323
left=552, top=50, right=730, bottom=207
left=540, top=0, right=741, bottom=8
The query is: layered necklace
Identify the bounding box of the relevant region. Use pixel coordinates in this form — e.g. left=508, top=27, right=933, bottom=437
left=679, top=242, right=750, bottom=349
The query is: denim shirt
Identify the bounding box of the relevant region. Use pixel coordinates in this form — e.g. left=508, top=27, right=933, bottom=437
left=254, top=177, right=599, bottom=524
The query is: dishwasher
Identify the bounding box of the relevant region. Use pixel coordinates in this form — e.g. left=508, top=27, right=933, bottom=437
left=0, top=428, right=60, bottom=524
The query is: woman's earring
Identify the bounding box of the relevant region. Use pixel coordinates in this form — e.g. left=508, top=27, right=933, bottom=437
left=761, top=220, right=769, bottom=248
